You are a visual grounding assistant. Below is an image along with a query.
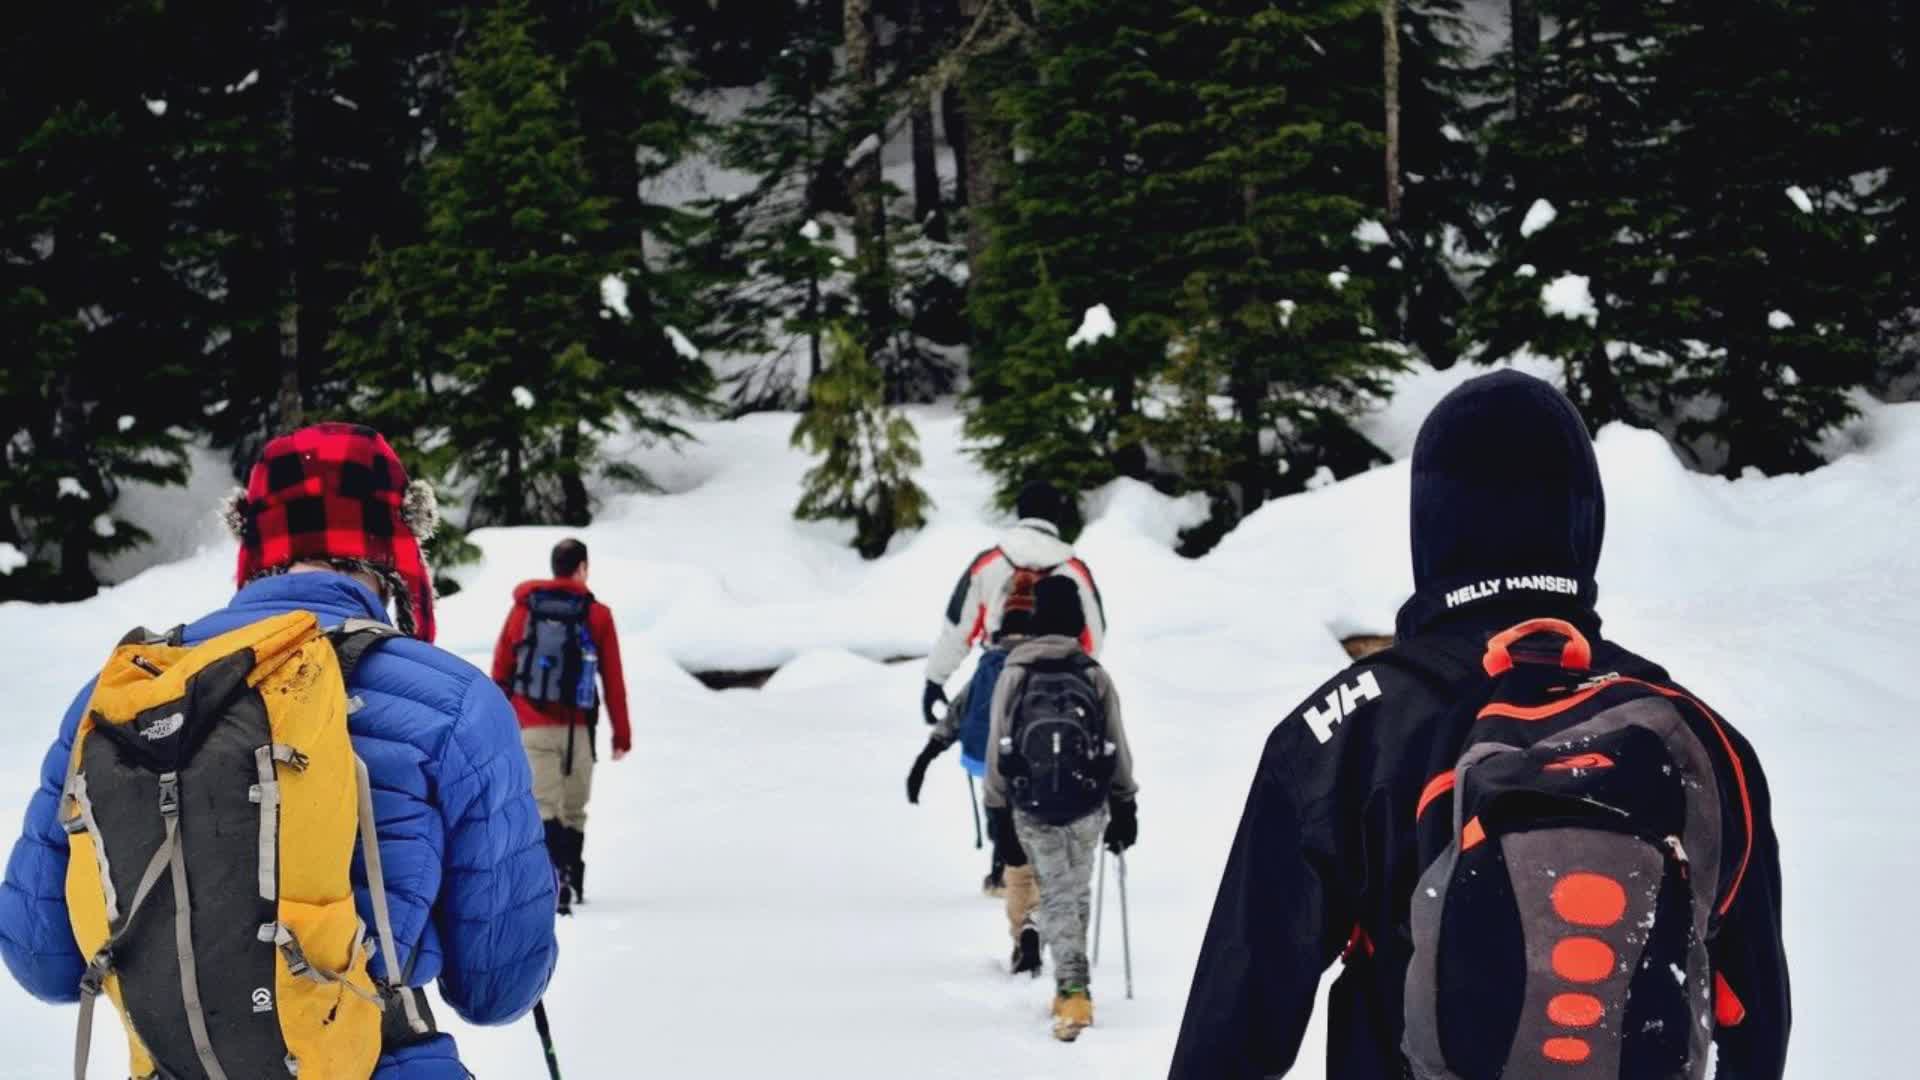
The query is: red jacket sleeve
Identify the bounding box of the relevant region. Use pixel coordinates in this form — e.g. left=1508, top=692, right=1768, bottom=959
left=492, top=601, right=528, bottom=688
left=590, top=603, right=632, bottom=753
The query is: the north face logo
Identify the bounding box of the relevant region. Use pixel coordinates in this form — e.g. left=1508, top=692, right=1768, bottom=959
left=140, top=712, right=184, bottom=741
left=250, top=987, right=273, bottom=1014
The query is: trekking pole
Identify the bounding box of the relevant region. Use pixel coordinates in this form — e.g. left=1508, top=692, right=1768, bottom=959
left=1117, top=852, right=1134, bottom=1000
left=1092, top=844, right=1106, bottom=965
left=533, top=1000, right=563, bottom=1080
left=966, top=774, right=984, bottom=850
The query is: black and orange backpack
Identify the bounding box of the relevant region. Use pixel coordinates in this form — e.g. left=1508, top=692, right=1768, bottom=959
left=1401, top=618, right=1754, bottom=1080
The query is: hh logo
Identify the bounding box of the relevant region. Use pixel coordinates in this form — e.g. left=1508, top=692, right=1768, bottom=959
left=1299, top=672, right=1383, bottom=743
left=251, top=987, right=274, bottom=1014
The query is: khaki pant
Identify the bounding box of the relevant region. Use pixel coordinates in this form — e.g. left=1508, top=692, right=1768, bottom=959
left=1004, top=864, right=1040, bottom=943
left=523, top=724, right=594, bottom=829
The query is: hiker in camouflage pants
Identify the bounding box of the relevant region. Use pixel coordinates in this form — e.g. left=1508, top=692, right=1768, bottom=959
left=983, top=577, right=1140, bottom=1039
left=1013, top=806, right=1110, bottom=988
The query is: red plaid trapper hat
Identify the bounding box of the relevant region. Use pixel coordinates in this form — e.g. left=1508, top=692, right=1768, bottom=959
left=229, top=423, right=438, bottom=642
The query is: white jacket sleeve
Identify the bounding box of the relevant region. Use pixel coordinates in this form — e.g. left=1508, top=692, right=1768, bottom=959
left=1064, top=559, right=1108, bottom=658
left=926, top=551, right=992, bottom=686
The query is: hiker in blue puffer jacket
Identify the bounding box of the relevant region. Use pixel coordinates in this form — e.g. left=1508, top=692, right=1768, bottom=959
left=0, top=423, right=558, bottom=1078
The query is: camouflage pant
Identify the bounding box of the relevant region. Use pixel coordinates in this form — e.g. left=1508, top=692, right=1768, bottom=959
left=1013, top=807, right=1109, bottom=990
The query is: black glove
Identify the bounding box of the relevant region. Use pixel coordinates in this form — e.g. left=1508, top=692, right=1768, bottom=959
left=1105, top=797, right=1138, bottom=854
left=988, top=806, right=1028, bottom=868
left=905, top=735, right=951, bottom=804
left=921, top=680, right=948, bottom=725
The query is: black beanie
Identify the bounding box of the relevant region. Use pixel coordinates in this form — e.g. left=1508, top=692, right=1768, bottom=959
left=1015, top=480, right=1068, bottom=529
left=1030, top=575, right=1087, bottom=640
left=1409, top=370, right=1606, bottom=591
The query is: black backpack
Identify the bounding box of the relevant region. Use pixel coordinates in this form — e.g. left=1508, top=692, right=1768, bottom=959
left=511, top=590, right=597, bottom=709
left=1000, top=653, right=1113, bottom=825
left=1402, top=618, right=1749, bottom=1080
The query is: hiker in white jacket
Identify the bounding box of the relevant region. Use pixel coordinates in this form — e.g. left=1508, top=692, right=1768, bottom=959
left=921, top=481, right=1107, bottom=723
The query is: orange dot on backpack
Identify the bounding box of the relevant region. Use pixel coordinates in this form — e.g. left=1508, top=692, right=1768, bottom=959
left=1551, top=937, right=1615, bottom=983
left=1547, top=992, right=1605, bottom=1028
left=1543, top=1037, right=1592, bottom=1064
left=1552, top=872, right=1628, bottom=927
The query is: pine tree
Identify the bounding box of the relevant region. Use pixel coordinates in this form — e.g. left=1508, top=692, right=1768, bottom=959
left=682, top=0, right=850, bottom=408
left=792, top=325, right=932, bottom=558
left=966, top=261, right=1119, bottom=535
left=1463, top=0, right=1688, bottom=432
left=332, top=0, right=709, bottom=532
left=0, top=2, right=208, bottom=600
left=1656, top=0, right=1889, bottom=474
left=1155, top=0, right=1402, bottom=536
left=1468, top=0, right=1893, bottom=474
left=1383, top=0, right=1481, bottom=364
left=967, top=0, right=1195, bottom=490
left=157, top=2, right=460, bottom=469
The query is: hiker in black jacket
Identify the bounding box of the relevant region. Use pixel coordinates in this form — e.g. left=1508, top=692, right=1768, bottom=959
left=1169, top=371, right=1789, bottom=1080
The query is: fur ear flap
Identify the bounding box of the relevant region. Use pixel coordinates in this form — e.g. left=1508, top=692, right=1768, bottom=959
left=220, top=488, right=249, bottom=540
left=402, top=479, right=439, bottom=541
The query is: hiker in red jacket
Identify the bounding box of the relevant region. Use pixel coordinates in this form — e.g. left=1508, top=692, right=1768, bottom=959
left=492, top=538, right=631, bottom=914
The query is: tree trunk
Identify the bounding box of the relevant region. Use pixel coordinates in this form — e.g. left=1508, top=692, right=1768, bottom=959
left=1111, top=371, right=1148, bottom=480
left=956, top=0, right=1012, bottom=373
left=53, top=373, right=98, bottom=601
left=844, top=0, right=890, bottom=359
left=1228, top=354, right=1266, bottom=515
left=1383, top=1, right=1403, bottom=222
left=1512, top=0, right=1541, bottom=120
left=269, top=0, right=304, bottom=433
left=908, top=0, right=945, bottom=239
left=504, top=438, right=527, bottom=527
left=942, top=87, right=968, bottom=209
left=560, top=428, right=590, bottom=525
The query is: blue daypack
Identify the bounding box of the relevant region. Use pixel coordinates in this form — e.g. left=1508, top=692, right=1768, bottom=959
left=958, top=647, right=1011, bottom=777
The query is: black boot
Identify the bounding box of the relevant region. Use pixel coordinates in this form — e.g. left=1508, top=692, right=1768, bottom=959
left=1012, top=918, right=1043, bottom=977
left=565, top=826, right=587, bottom=906
left=543, top=820, right=573, bottom=916
left=983, top=852, right=1006, bottom=898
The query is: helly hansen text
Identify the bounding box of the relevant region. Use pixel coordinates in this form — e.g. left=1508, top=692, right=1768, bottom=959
left=1444, top=574, right=1581, bottom=609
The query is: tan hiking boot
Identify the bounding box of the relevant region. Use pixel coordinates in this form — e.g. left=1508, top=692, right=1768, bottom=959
left=1051, top=987, right=1094, bottom=1042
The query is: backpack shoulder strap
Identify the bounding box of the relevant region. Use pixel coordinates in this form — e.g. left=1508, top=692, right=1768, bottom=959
left=327, top=619, right=401, bottom=684
left=116, top=624, right=185, bottom=648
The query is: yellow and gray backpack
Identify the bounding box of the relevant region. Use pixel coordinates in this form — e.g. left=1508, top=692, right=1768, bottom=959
left=61, top=611, right=430, bottom=1079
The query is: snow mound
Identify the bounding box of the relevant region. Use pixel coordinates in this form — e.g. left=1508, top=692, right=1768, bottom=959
left=1542, top=274, right=1597, bottom=324
left=761, top=648, right=888, bottom=693
left=1066, top=304, right=1116, bottom=349
left=665, top=325, right=700, bottom=360
left=600, top=274, right=632, bottom=319
left=1520, top=198, right=1558, bottom=238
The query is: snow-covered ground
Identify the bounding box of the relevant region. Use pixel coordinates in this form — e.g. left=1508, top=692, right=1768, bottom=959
left=2, top=364, right=1916, bottom=1076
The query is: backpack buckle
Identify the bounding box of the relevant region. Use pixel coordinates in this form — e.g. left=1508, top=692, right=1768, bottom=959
left=156, top=773, right=180, bottom=818
left=80, top=951, right=113, bottom=996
